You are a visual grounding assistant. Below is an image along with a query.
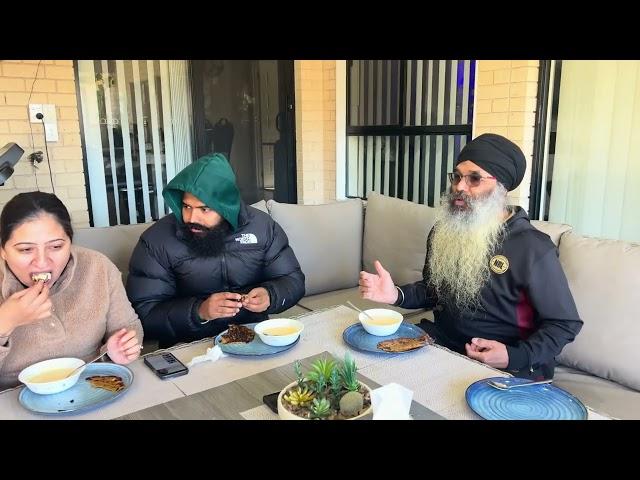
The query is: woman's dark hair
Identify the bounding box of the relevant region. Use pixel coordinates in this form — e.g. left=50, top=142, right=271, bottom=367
left=0, top=192, right=74, bottom=246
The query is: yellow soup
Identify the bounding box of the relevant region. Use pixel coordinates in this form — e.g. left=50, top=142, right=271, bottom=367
left=365, top=317, right=399, bottom=326
left=29, top=368, right=75, bottom=383
left=263, top=326, right=299, bottom=336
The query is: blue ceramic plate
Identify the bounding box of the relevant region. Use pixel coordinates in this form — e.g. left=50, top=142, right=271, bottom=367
left=342, top=322, right=429, bottom=354
left=465, top=377, right=588, bottom=420
left=19, top=363, right=133, bottom=416
left=214, top=323, right=300, bottom=356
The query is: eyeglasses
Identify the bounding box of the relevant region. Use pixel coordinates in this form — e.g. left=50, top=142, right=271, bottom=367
left=447, top=172, right=496, bottom=187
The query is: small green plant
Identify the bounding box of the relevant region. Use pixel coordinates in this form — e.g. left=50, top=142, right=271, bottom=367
left=340, top=352, right=360, bottom=392
left=283, top=386, right=315, bottom=407
left=329, top=367, right=342, bottom=406
left=281, top=354, right=371, bottom=420
left=306, top=358, right=336, bottom=393
left=310, top=397, right=332, bottom=419
left=339, top=391, right=364, bottom=416
left=294, top=360, right=305, bottom=388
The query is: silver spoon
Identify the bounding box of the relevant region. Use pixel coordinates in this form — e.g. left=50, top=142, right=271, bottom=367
left=488, top=379, right=553, bottom=390
left=346, top=301, right=377, bottom=323
left=64, top=351, right=108, bottom=379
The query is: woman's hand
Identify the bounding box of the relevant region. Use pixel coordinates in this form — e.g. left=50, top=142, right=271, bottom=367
left=106, top=328, right=141, bottom=364
left=0, top=281, right=52, bottom=336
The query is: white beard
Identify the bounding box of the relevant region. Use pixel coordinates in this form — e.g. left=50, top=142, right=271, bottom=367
left=428, top=183, right=509, bottom=311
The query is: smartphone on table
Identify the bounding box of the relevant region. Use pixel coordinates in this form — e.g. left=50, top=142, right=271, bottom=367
left=144, top=352, right=189, bottom=379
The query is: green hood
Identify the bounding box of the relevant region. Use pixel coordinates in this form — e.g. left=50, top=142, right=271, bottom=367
left=162, top=153, right=241, bottom=231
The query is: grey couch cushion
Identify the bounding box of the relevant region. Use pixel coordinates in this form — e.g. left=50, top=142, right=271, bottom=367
left=268, top=199, right=364, bottom=296
left=530, top=220, right=573, bottom=246
left=363, top=192, right=436, bottom=285
left=554, top=365, right=640, bottom=419
left=73, top=222, right=154, bottom=278
left=298, top=286, right=431, bottom=323
left=556, top=232, right=640, bottom=391
left=250, top=200, right=269, bottom=213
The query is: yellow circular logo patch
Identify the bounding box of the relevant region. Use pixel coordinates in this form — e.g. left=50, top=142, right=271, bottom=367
left=490, top=255, right=509, bottom=274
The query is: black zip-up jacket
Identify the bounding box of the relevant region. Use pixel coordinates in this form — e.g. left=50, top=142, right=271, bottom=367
left=396, top=207, right=582, bottom=379
left=126, top=203, right=305, bottom=347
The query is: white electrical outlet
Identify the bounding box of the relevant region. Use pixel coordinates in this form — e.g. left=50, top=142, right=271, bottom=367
left=29, top=104, right=44, bottom=123
left=28, top=104, right=59, bottom=141
left=44, top=123, right=59, bottom=142
left=42, top=105, right=58, bottom=141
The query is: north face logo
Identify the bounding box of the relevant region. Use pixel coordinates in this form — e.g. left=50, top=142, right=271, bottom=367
left=235, top=233, right=258, bottom=244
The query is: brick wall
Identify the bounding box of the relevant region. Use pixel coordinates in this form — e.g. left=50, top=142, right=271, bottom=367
left=0, top=60, right=89, bottom=227
left=294, top=60, right=337, bottom=205
left=474, top=60, right=539, bottom=210
left=322, top=61, right=336, bottom=201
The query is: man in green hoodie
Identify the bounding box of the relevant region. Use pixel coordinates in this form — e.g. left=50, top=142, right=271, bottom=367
left=126, top=154, right=305, bottom=348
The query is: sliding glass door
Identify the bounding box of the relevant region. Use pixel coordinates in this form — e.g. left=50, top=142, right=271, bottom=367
left=77, top=60, right=193, bottom=226
left=190, top=60, right=297, bottom=205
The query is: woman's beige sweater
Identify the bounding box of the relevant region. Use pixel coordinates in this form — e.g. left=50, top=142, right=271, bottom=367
left=0, top=245, right=143, bottom=390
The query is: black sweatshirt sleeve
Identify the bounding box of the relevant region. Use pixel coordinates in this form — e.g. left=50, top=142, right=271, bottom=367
left=506, top=248, right=583, bottom=371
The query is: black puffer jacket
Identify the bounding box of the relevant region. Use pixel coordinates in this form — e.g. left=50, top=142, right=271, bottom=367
left=126, top=203, right=305, bottom=347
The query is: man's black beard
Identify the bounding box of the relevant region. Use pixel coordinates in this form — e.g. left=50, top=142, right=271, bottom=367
left=180, top=220, right=232, bottom=257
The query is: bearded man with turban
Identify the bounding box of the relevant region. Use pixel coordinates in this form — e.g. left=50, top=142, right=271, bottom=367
left=359, top=133, right=582, bottom=380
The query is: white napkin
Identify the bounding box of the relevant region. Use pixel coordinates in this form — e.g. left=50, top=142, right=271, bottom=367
left=186, top=345, right=227, bottom=367
left=370, top=382, right=413, bottom=420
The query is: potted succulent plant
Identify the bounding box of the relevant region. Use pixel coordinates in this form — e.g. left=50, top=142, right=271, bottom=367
left=278, top=353, right=372, bottom=420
